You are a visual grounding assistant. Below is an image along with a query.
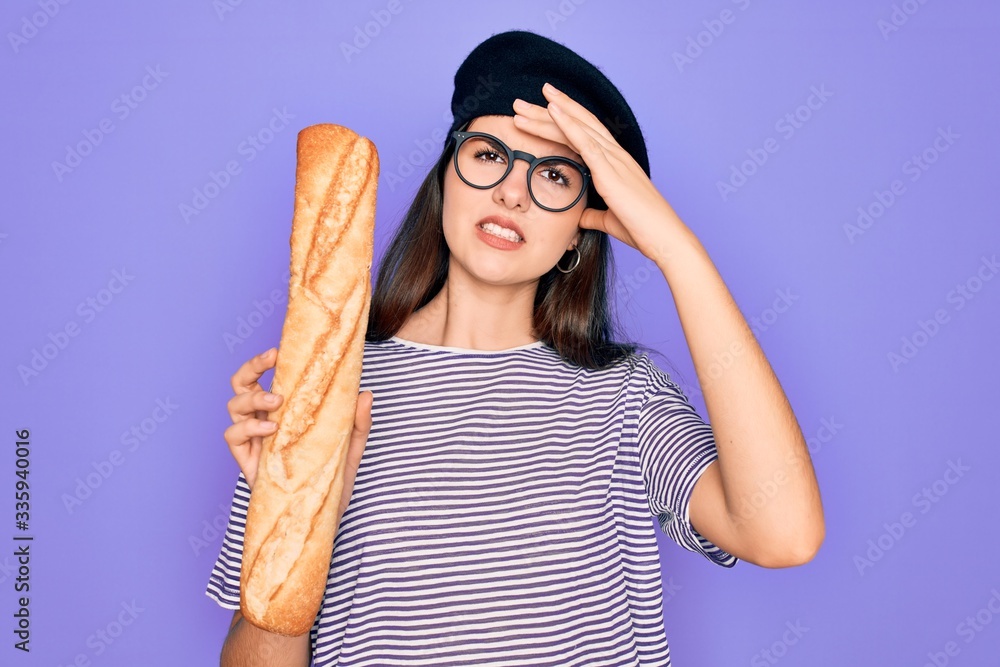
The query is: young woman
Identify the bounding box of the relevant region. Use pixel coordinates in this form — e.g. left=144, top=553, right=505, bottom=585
left=207, top=30, right=824, bottom=667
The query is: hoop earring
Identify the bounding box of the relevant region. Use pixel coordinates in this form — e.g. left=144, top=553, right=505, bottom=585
left=556, top=246, right=581, bottom=274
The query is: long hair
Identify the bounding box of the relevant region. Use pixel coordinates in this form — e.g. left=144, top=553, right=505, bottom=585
left=365, top=135, right=657, bottom=371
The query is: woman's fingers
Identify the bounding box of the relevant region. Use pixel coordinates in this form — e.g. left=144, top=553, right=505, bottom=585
left=249, top=407, right=267, bottom=473
left=223, top=347, right=279, bottom=491
left=223, top=416, right=277, bottom=450
left=512, top=98, right=572, bottom=147
left=223, top=415, right=278, bottom=490
left=225, top=381, right=370, bottom=503
left=230, top=347, right=277, bottom=395
left=227, top=389, right=283, bottom=423
left=540, top=83, right=618, bottom=143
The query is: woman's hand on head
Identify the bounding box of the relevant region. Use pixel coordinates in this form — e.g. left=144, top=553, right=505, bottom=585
left=512, top=82, right=688, bottom=265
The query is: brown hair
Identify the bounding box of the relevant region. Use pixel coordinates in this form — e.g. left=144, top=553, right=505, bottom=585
left=365, top=137, right=655, bottom=371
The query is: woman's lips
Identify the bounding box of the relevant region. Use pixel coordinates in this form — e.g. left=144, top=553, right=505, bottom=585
left=476, top=223, right=524, bottom=250
left=476, top=215, right=525, bottom=242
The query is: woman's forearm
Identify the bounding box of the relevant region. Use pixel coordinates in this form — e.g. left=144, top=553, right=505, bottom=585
left=653, top=220, right=824, bottom=564
left=221, top=612, right=311, bottom=667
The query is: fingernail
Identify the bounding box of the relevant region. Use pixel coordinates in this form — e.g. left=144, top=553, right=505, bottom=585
left=265, top=393, right=279, bottom=404
left=548, top=101, right=563, bottom=114
left=262, top=421, right=276, bottom=429
left=259, top=348, right=273, bottom=359
left=544, top=82, right=561, bottom=94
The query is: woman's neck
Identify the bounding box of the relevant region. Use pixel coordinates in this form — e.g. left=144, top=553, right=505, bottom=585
left=394, top=273, right=539, bottom=351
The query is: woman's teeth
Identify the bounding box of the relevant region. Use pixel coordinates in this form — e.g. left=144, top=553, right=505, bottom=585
left=480, top=222, right=523, bottom=242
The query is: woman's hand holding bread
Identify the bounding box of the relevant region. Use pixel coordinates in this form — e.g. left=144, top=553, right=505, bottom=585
left=224, top=347, right=374, bottom=534
left=225, top=347, right=283, bottom=491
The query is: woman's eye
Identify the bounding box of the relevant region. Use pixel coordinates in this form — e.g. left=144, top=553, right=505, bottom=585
left=539, top=168, right=570, bottom=187
left=473, top=149, right=505, bottom=163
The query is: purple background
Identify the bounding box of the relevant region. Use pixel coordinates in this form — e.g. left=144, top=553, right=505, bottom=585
left=4, top=1, right=999, bottom=665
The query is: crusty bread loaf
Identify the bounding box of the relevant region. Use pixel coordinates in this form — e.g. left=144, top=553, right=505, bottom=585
left=240, top=123, right=378, bottom=637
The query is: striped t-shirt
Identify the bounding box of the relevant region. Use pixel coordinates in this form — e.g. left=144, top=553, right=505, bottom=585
left=206, top=336, right=738, bottom=666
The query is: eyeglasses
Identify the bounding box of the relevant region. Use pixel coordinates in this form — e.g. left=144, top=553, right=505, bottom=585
left=450, top=130, right=591, bottom=212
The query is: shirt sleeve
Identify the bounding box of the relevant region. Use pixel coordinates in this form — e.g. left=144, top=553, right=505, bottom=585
left=636, top=356, right=738, bottom=568
left=204, top=471, right=252, bottom=609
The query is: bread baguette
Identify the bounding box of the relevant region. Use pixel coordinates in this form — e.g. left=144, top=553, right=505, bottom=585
left=240, top=123, right=378, bottom=637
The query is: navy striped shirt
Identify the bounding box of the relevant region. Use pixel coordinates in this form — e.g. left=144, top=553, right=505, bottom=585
left=206, top=336, right=737, bottom=666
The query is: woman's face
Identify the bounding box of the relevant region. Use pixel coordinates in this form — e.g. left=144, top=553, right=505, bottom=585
left=440, top=114, right=587, bottom=287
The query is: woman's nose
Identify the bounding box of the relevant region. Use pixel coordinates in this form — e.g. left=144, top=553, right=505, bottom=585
left=494, top=159, right=532, bottom=208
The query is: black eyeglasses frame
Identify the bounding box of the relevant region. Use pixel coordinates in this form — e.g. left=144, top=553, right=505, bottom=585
left=449, top=129, right=592, bottom=213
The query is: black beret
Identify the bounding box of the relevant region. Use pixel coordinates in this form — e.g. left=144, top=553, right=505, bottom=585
left=444, top=29, right=649, bottom=211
